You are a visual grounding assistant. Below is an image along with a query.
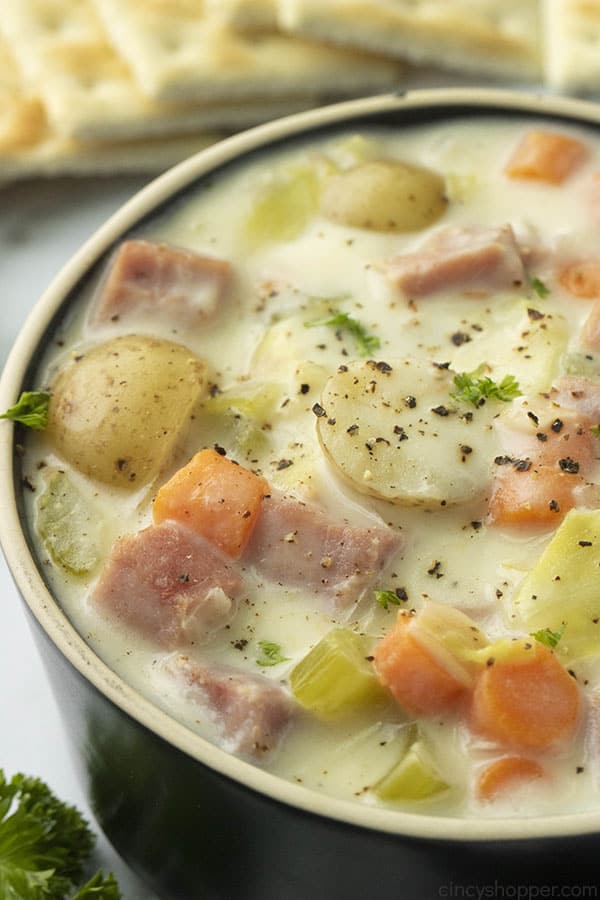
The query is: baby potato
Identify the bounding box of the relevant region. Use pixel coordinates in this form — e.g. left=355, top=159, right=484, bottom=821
left=321, top=159, right=447, bottom=233
left=47, top=334, right=207, bottom=489
left=316, top=358, right=494, bottom=507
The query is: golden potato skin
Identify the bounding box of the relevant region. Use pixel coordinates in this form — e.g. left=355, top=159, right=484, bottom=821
left=321, top=160, right=447, bottom=233
left=47, top=334, right=207, bottom=489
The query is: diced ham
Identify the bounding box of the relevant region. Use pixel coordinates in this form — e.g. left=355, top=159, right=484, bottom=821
left=581, top=299, right=600, bottom=350
left=92, top=239, right=232, bottom=325
left=551, top=375, right=600, bottom=423
left=93, top=520, right=243, bottom=648
left=384, top=225, right=526, bottom=299
left=243, top=492, right=402, bottom=608
left=163, top=654, right=294, bottom=758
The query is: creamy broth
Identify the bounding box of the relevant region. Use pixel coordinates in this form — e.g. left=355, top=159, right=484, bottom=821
left=21, top=115, right=600, bottom=818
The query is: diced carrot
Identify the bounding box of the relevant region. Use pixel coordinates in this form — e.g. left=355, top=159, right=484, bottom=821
left=487, top=464, right=582, bottom=527
left=470, top=642, right=580, bottom=751
left=476, top=756, right=545, bottom=801
left=559, top=260, right=600, bottom=299
left=153, top=448, right=268, bottom=558
left=373, top=611, right=467, bottom=716
left=505, top=130, right=587, bottom=185
left=582, top=298, right=600, bottom=349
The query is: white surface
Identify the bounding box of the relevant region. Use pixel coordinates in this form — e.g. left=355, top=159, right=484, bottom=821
left=0, top=175, right=160, bottom=899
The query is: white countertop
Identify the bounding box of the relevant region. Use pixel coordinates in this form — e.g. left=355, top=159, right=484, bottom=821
left=0, top=174, right=160, bottom=898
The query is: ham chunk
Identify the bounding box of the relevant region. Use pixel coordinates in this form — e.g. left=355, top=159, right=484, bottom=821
left=385, top=225, right=526, bottom=299
left=582, top=299, right=600, bottom=350
left=243, top=493, right=402, bottom=608
left=93, top=520, right=243, bottom=648
left=163, top=654, right=294, bottom=758
left=92, top=239, right=232, bottom=325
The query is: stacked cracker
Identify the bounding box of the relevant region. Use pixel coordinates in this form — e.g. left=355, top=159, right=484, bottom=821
left=1, top=0, right=598, bottom=184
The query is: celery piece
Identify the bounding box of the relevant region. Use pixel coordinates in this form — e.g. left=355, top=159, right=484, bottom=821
left=512, top=508, right=600, bottom=658
left=244, top=164, right=321, bottom=247
left=207, top=382, right=283, bottom=422
left=37, top=470, right=104, bottom=576
left=290, top=628, right=385, bottom=718
left=374, top=739, right=449, bottom=802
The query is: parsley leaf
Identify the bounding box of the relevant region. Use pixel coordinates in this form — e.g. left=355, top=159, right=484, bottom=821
left=0, top=770, right=94, bottom=899
left=0, top=391, right=50, bottom=430
left=531, top=624, right=566, bottom=650
left=450, top=367, right=522, bottom=407
left=305, top=310, right=380, bottom=357
left=375, top=589, right=404, bottom=610
left=256, top=640, right=289, bottom=667
left=531, top=277, right=550, bottom=299
left=72, top=871, right=122, bottom=899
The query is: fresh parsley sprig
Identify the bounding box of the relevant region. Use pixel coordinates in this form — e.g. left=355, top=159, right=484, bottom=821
left=0, top=769, right=121, bottom=899
left=256, top=640, right=289, bottom=667
left=305, top=310, right=380, bottom=357
left=450, top=367, right=522, bottom=407
left=530, top=277, right=550, bottom=299
left=0, top=391, right=50, bottom=430
left=375, top=589, right=404, bottom=610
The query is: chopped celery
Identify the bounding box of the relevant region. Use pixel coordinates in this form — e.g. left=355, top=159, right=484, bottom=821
left=207, top=382, right=283, bottom=421
left=374, top=738, right=449, bottom=802
left=244, top=164, right=321, bottom=247
left=290, top=628, right=386, bottom=717
left=444, top=173, right=480, bottom=204
left=512, top=508, right=600, bottom=659
left=37, top=470, right=104, bottom=575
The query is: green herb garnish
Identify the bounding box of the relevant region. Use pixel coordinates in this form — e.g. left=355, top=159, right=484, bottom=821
left=305, top=310, right=380, bottom=357
left=256, top=640, right=290, bottom=667
left=0, top=391, right=50, bottom=430
left=591, top=425, right=600, bottom=438
left=0, top=768, right=121, bottom=899
left=450, top=367, right=522, bottom=407
left=531, top=277, right=550, bottom=299
left=72, top=872, right=122, bottom=899
left=375, top=589, right=403, bottom=610
left=531, top=624, right=566, bottom=650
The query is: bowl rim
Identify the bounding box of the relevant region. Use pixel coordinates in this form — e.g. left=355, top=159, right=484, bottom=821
left=3, top=85, right=600, bottom=844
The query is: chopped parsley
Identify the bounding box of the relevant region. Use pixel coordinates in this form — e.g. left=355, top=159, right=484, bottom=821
left=591, top=425, right=600, bottom=438
left=531, top=624, right=566, bottom=650
left=305, top=310, right=380, bottom=357
left=450, top=367, right=522, bottom=407
left=375, top=588, right=407, bottom=609
left=0, top=391, right=50, bottom=430
left=530, top=277, right=550, bottom=299
left=256, top=640, right=289, bottom=667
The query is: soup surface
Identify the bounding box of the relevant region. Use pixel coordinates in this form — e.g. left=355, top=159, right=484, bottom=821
left=20, top=114, right=600, bottom=818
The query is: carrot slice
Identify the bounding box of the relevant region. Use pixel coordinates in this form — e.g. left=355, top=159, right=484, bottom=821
left=153, top=448, right=268, bottom=558
left=559, top=260, right=600, bottom=299
left=487, top=464, right=582, bottom=527
left=505, top=130, right=587, bottom=185
left=470, top=642, right=580, bottom=751
left=476, top=756, right=545, bottom=801
left=373, top=611, right=467, bottom=716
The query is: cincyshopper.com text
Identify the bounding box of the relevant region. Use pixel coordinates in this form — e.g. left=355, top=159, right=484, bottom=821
left=439, top=883, right=598, bottom=899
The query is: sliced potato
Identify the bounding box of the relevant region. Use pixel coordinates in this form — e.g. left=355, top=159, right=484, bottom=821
left=317, top=358, right=495, bottom=507
left=321, top=160, right=447, bottom=233
left=47, top=334, right=207, bottom=489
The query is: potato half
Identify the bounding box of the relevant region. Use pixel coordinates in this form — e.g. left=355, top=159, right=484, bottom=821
left=47, top=334, right=207, bottom=489
left=316, top=358, right=494, bottom=507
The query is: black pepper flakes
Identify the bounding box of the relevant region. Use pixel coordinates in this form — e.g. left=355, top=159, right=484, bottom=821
left=551, top=418, right=564, bottom=433
left=559, top=457, right=579, bottom=474
left=312, top=402, right=327, bottom=418
left=276, top=459, right=293, bottom=470
left=579, top=540, right=593, bottom=547
left=299, top=383, right=310, bottom=395
left=404, top=396, right=417, bottom=409
left=432, top=405, right=450, bottom=417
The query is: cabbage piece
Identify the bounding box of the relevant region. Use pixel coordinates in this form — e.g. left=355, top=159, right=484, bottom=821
left=512, top=508, right=600, bottom=659
left=37, top=470, right=104, bottom=575
left=290, top=628, right=386, bottom=718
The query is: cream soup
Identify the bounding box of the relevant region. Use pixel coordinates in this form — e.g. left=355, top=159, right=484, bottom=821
left=19, top=115, right=600, bottom=819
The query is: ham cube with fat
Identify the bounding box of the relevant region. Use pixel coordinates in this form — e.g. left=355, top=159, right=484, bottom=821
left=93, top=520, right=243, bottom=648
left=244, top=492, right=402, bottom=609
left=384, top=225, right=526, bottom=299
left=92, top=239, right=232, bottom=325
left=163, top=654, right=295, bottom=758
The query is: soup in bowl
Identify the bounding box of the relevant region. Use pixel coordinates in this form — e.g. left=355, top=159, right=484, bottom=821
left=3, top=88, right=600, bottom=898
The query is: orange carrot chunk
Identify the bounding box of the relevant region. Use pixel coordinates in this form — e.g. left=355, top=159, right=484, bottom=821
left=153, top=448, right=268, bottom=558
left=559, top=260, right=600, bottom=299
left=373, top=611, right=467, bottom=716
left=487, top=464, right=582, bottom=527
left=505, top=130, right=587, bottom=185
left=471, top=643, right=580, bottom=751
left=476, top=756, right=545, bottom=802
